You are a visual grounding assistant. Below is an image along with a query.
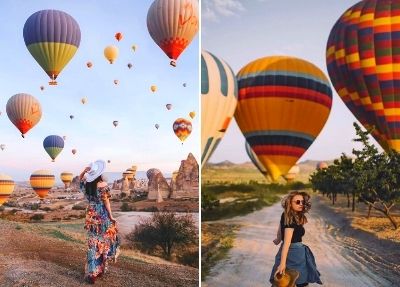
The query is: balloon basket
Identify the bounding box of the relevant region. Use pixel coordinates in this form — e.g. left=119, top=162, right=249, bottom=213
left=49, top=80, right=57, bottom=86
left=170, top=60, right=176, bottom=67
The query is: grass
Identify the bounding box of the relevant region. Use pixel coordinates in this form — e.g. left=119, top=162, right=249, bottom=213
left=46, top=229, right=82, bottom=243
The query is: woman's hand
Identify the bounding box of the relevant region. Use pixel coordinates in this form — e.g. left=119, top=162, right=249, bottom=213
left=275, top=263, right=286, bottom=276
left=273, top=238, right=281, bottom=245
left=110, top=216, right=117, bottom=224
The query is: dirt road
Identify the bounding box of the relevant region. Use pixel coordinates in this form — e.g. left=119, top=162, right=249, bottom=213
left=203, top=196, right=400, bottom=287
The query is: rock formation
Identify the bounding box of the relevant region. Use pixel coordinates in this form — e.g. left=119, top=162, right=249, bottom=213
left=171, top=153, right=199, bottom=199
left=147, top=170, right=171, bottom=200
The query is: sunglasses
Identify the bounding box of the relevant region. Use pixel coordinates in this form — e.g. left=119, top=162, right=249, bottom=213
left=293, top=200, right=305, bottom=205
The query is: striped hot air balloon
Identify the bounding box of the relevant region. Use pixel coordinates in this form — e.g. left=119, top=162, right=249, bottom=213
left=43, top=135, right=64, bottom=162
left=173, top=118, right=192, bottom=143
left=245, top=141, right=268, bottom=178
left=126, top=168, right=135, bottom=180
left=122, top=171, right=133, bottom=179
left=6, top=93, right=42, bottom=138
left=235, top=56, right=332, bottom=182
left=30, top=170, right=55, bottom=199
left=283, top=165, right=300, bottom=183
left=201, top=50, right=238, bottom=168
left=147, top=0, right=199, bottom=66
left=60, top=172, right=73, bottom=189
left=0, top=174, right=15, bottom=205
left=23, top=10, right=81, bottom=85
left=326, top=0, right=400, bottom=152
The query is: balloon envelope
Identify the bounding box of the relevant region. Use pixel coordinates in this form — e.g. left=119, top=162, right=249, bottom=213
left=43, top=135, right=64, bottom=161
left=23, top=10, right=81, bottom=85
left=0, top=174, right=15, bottom=205
left=151, top=85, right=157, bottom=92
left=60, top=172, right=73, bottom=188
left=0, top=144, right=5, bottom=151
left=245, top=141, right=268, bottom=178
left=104, top=45, right=119, bottom=64
left=115, top=32, right=123, bottom=41
left=72, top=149, right=77, bottom=155
left=173, top=118, right=192, bottom=142
left=113, top=121, right=119, bottom=127
left=6, top=93, right=42, bottom=137
left=30, top=170, right=55, bottom=199
left=166, top=104, right=172, bottom=110
left=235, top=56, right=332, bottom=181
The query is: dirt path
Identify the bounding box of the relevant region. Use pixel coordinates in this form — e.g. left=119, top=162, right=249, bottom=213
left=203, top=196, right=400, bottom=287
left=0, top=220, right=198, bottom=287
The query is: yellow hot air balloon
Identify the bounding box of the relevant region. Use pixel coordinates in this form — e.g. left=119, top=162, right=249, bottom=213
left=201, top=50, right=238, bottom=168
left=30, top=170, right=55, bottom=199
left=235, top=56, right=332, bottom=182
left=150, top=85, right=157, bottom=92
left=6, top=93, right=42, bottom=138
left=81, top=97, right=87, bottom=104
left=104, top=45, right=119, bottom=64
left=60, top=172, right=73, bottom=189
left=189, top=111, right=196, bottom=119
left=122, top=171, right=133, bottom=179
left=283, top=165, right=300, bottom=183
left=126, top=168, right=135, bottom=180
left=0, top=174, right=15, bottom=205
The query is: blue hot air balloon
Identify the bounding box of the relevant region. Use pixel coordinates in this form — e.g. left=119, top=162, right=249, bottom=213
left=43, top=135, right=64, bottom=162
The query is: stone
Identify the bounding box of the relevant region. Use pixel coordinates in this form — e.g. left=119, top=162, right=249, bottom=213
left=147, top=170, right=171, bottom=200
left=171, top=153, right=199, bottom=199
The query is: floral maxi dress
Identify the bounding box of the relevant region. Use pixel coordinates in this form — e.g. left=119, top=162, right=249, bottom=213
left=81, top=183, right=120, bottom=278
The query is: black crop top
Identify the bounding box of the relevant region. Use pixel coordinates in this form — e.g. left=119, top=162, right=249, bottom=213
left=280, top=213, right=305, bottom=243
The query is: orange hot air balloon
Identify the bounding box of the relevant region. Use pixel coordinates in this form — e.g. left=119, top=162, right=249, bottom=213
left=235, top=56, right=332, bottom=182
left=60, top=172, right=73, bottom=189
left=30, top=170, right=55, bottom=199
left=115, top=32, right=123, bottom=41
left=147, top=0, right=199, bottom=67
left=150, top=85, right=157, bottom=92
left=72, top=149, right=77, bottom=155
left=6, top=93, right=42, bottom=138
left=189, top=111, right=196, bottom=119
left=0, top=174, right=15, bottom=205
left=283, top=165, right=300, bottom=183
left=86, top=61, right=93, bottom=68
left=173, top=118, right=192, bottom=143
left=104, top=45, right=119, bottom=64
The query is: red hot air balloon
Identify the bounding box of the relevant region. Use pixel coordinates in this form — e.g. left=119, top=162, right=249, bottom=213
left=115, top=32, right=123, bottom=41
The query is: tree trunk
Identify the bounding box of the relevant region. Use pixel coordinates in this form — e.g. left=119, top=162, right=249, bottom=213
left=386, top=212, right=399, bottom=230
left=332, top=194, right=335, bottom=205
left=352, top=193, right=355, bottom=212
left=347, top=193, right=350, bottom=208
left=367, top=205, right=372, bottom=219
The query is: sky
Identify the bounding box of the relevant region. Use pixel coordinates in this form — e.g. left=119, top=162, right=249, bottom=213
left=0, top=0, right=199, bottom=181
left=202, top=0, right=383, bottom=164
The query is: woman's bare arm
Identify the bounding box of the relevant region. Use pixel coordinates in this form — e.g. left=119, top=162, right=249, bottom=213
left=273, top=224, right=282, bottom=245
left=275, top=228, right=294, bottom=275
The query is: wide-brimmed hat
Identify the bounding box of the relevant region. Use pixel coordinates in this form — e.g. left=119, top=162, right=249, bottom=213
left=272, top=269, right=300, bottom=287
left=85, top=160, right=106, bottom=182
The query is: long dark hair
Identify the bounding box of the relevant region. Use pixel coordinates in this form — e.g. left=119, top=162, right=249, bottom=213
left=281, top=191, right=311, bottom=225
left=85, top=175, right=103, bottom=197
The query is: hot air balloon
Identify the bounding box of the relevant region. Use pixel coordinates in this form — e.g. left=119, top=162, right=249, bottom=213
left=201, top=50, right=238, bottom=168
left=183, top=83, right=187, bottom=87
left=43, top=135, right=64, bottom=162
left=23, top=10, right=81, bottom=85
left=155, top=123, right=160, bottom=129
left=114, top=80, right=119, bottom=85
left=0, top=144, right=5, bottom=151
left=189, top=111, right=196, bottom=119
left=173, top=118, right=192, bottom=143
left=72, top=149, right=77, bottom=155
left=104, top=45, right=119, bottom=64
left=113, top=120, right=119, bottom=127
left=316, top=162, right=328, bottom=170
left=60, top=172, right=73, bottom=189
left=70, top=115, right=74, bottom=120
left=245, top=141, right=268, bottom=178
left=81, top=97, right=87, bottom=104
left=326, top=0, right=400, bottom=152
left=131, top=44, right=137, bottom=52
left=63, top=136, right=67, bottom=141
left=40, top=86, right=44, bottom=91
left=30, top=170, right=55, bottom=199
left=86, top=62, right=93, bottom=68
left=283, top=165, right=300, bottom=183
left=115, top=32, right=123, bottom=41
left=127, top=63, right=132, bottom=69
left=122, top=171, right=133, bottom=179
left=0, top=174, right=15, bottom=205
left=126, top=168, right=135, bottom=181
left=6, top=93, right=42, bottom=138
left=147, top=0, right=199, bottom=67
left=166, top=104, right=172, bottom=110
left=107, top=160, right=111, bottom=163
left=235, top=56, right=332, bottom=182
left=150, top=85, right=157, bottom=92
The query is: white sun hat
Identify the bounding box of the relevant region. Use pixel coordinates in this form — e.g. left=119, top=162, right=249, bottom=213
left=85, top=160, right=106, bottom=182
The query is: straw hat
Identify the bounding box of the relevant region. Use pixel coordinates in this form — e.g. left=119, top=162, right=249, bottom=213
left=272, top=269, right=300, bottom=287
left=85, top=160, right=106, bottom=182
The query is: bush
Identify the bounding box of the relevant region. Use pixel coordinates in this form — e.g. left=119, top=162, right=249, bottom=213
left=31, top=214, right=44, bottom=221
left=121, top=202, right=132, bottom=212
left=0, top=205, right=4, bottom=212
left=40, top=207, right=52, bottom=212
left=31, top=203, right=39, bottom=210
left=126, top=212, right=197, bottom=259
left=58, top=205, right=64, bottom=209
left=120, top=192, right=127, bottom=198
left=178, top=249, right=199, bottom=268
left=72, top=205, right=86, bottom=210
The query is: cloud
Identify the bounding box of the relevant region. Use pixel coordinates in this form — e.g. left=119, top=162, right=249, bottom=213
left=203, top=0, right=245, bottom=22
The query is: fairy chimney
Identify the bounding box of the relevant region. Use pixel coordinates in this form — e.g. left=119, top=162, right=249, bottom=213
left=120, top=177, right=129, bottom=192
left=147, top=169, right=171, bottom=200
left=171, top=153, right=199, bottom=199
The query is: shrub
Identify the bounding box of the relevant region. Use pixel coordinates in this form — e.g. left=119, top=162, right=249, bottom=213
left=40, top=207, right=52, bottom=212
left=58, top=205, right=64, bottom=210
left=31, top=203, right=39, bottom=210
left=120, top=192, right=127, bottom=198
left=0, top=206, right=4, bottom=212
left=72, top=205, right=86, bottom=210
left=121, top=202, right=132, bottom=212
left=31, top=214, right=44, bottom=221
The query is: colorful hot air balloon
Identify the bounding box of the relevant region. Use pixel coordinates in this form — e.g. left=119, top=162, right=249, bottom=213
left=326, top=0, right=400, bottom=152
left=0, top=174, right=15, bottom=205
left=189, top=111, right=196, bottom=119
left=122, top=171, right=133, bottom=179
left=283, top=165, right=300, bottom=183
left=104, top=45, right=119, bottom=64
left=72, top=149, right=77, bottom=155
left=23, top=10, right=81, bottom=85
left=235, top=56, right=332, bottom=182
left=86, top=62, right=93, bottom=68
left=115, top=32, right=123, bottom=41
left=173, top=118, right=192, bottom=143
left=316, top=162, right=328, bottom=170
left=0, top=144, right=5, bottom=151
left=151, top=85, right=157, bottom=92
left=70, top=115, right=74, bottom=120
left=166, top=104, right=172, bottom=110
left=131, top=44, right=137, bottom=52
left=127, top=63, right=132, bottom=69
left=245, top=141, right=268, bottom=178
left=43, top=135, right=64, bottom=162
left=30, top=170, right=55, bottom=199
left=113, top=120, right=119, bottom=127
left=147, top=0, right=199, bottom=67
left=201, top=50, right=238, bottom=168
left=6, top=93, right=42, bottom=138
left=81, top=97, right=87, bottom=104
left=155, top=123, right=160, bottom=129
left=60, top=172, right=73, bottom=189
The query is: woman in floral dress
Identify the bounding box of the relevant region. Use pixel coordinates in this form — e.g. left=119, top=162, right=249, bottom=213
left=79, top=160, right=120, bottom=284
